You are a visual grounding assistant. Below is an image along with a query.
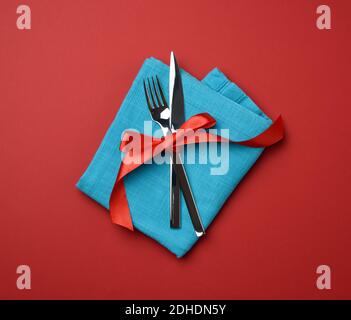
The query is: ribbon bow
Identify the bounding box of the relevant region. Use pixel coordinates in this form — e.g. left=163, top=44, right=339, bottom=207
left=110, top=113, right=284, bottom=231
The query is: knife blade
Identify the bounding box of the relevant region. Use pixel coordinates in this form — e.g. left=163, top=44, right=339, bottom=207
left=169, top=52, right=185, bottom=228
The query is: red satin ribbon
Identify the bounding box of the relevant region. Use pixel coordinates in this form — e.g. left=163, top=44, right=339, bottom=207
left=110, top=113, right=284, bottom=230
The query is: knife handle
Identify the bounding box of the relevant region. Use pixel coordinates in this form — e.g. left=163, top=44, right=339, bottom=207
left=170, top=152, right=205, bottom=237
left=170, top=151, right=181, bottom=228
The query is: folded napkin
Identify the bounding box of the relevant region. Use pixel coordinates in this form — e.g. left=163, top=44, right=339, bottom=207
left=77, top=57, right=273, bottom=257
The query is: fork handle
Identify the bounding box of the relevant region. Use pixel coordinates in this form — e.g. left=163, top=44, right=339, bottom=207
left=170, top=154, right=181, bottom=228
left=170, top=152, right=205, bottom=237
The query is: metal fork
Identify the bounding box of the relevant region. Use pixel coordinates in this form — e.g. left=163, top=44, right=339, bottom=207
left=143, top=76, right=205, bottom=237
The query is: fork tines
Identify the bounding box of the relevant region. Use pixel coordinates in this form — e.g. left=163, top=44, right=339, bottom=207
left=143, top=76, right=168, bottom=111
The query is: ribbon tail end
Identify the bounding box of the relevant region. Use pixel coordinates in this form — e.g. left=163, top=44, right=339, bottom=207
left=110, top=208, right=134, bottom=231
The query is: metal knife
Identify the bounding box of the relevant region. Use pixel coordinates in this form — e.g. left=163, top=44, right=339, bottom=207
left=169, top=52, right=185, bottom=228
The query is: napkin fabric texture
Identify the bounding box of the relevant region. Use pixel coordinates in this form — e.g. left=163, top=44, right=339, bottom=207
left=77, top=57, right=272, bottom=257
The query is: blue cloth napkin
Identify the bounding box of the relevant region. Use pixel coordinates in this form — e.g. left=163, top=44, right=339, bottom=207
left=77, top=57, right=272, bottom=257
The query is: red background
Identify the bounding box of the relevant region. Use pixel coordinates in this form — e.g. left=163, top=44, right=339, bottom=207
left=0, top=0, right=350, bottom=299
